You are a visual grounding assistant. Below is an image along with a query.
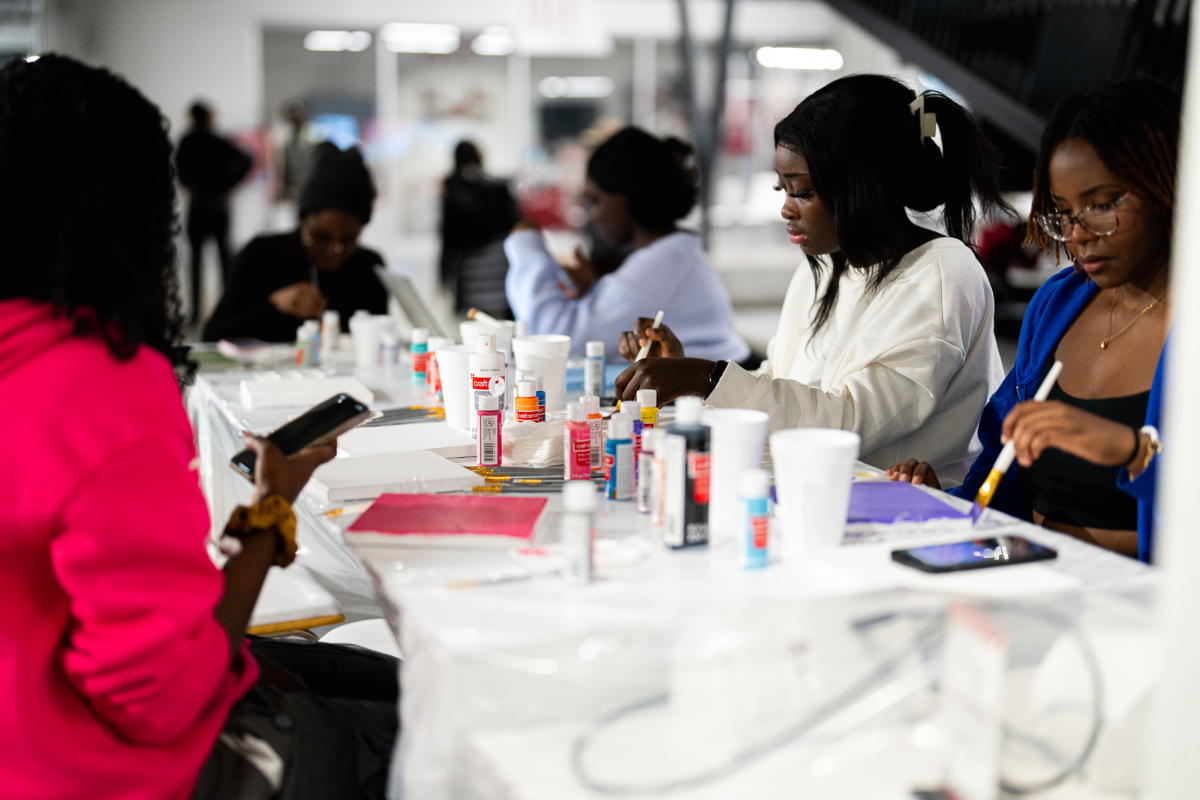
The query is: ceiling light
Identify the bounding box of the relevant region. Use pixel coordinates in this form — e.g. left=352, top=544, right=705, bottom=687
left=23, top=54, right=38, bottom=62
left=755, top=47, right=843, bottom=71
left=538, top=76, right=615, bottom=99
left=380, top=23, right=460, bottom=54
left=471, top=26, right=517, bottom=56
left=304, top=30, right=372, bottom=52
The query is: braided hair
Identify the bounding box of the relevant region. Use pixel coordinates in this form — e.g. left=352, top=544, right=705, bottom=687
left=1028, top=78, right=1180, bottom=257
left=774, top=74, right=1011, bottom=334
left=0, top=54, right=188, bottom=374
left=586, top=127, right=698, bottom=232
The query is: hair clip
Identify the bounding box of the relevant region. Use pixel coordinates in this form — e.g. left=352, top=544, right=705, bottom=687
left=909, top=94, right=937, bottom=143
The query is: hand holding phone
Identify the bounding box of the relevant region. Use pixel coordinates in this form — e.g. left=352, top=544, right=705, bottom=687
left=230, top=393, right=370, bottom=481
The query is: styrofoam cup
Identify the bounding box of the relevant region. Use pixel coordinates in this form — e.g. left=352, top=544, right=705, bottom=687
left=435, top=344, right=476, bottom=432
left=769, top=428, right=860, bottom=560
left=512, top=334, right=571, bottom=412
left=461, top=319, right=514, bottom=363
left=704, top=408, right=770, bottom=544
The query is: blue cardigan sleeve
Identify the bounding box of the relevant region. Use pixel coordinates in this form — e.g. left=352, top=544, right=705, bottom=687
left=948, top=365, right=1030, bottom=519
left=1116, top=337, right=1167, bottom=563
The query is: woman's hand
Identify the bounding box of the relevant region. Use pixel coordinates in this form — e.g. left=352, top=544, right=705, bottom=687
left=558, top=245, right=596, bottom=300
left=1001, top=400, right=1140, bottom=469
left=618, top=319, right=685, bottom=361
left=885, top=460, right=941, bottom=490
left=269, top=281, right=328, bottom=320
left=243, top=434, right=338, bottom=505
left=616, top=358, right=714, bottom=404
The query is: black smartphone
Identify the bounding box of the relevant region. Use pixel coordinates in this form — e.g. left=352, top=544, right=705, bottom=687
left=230, top=393, right=371, bottom=481
left=891, top=536, right=1056, bottom=574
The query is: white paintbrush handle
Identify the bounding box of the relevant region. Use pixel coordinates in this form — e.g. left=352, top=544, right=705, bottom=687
left=635, top=310, right=665, bottom=361
left=990, top=361, right=1063, bottom=477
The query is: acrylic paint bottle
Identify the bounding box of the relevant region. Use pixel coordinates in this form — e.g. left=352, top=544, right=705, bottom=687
left=381, top=330, right=400, bottom=366
left=515, top=380, right=540, bottom=422
left=320, top=310, right=340, bottom=357
left=477, top=395, right=502, bottom=467
left=663, top=396, right=710, bottom=548
left=623, top=399, right=643, bottom=482
left=637, top=389, right=658, bottom=429
left=650, top=429, right=666, bottom=528
left=308, top=321, right=322, bottom=367
left=295, top=325, right=310, bottom=367
left=534, top=373, right=546, bottom=422
left=561, top=480, right=597, bottom=585
left=564, top=402, right=592, bottom=480
left=637, top=428, right=660, bottom=514
left=410, top=327, right=429, bottom=384
left=469, top=334, right=505, bottom=440
left=739, top=469, right=770, bottom=569
left=584, top=341, right=605, bottom=398
left=427, top=336, right=453, bottom=398
left=582, top=395, right=603, bottom=472
left=605, top=412, right=634, bottom=501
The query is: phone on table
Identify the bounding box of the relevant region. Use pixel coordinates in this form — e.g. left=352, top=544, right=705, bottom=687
left=230, top=393, right=371, bottom=481
left=891, top=536, right=1056, bottom=574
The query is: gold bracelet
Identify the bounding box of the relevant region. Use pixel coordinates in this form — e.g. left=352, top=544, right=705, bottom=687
left=1139, top=425, right=1163, bottom=474
left=222, top=494, right=297, bottom=567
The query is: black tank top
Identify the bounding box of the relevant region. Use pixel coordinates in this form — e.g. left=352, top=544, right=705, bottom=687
left=1016, top=361, right=1148, bottom=531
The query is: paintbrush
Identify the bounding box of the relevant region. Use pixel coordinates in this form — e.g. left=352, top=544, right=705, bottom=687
left=971, top=360, right=1064, bottom=522
left=635, top=310, right=665, bottom=361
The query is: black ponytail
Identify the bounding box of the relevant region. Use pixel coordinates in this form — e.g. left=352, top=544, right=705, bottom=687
left=774, top=74, right=1012, bottom=334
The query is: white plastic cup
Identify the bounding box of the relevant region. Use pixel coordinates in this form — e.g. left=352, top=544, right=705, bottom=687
left=350, top=315, right=383, bottom=368
left=704, top=408, right=770, bottom=544
left=435, top=344, right=476, bottom=432
left=512, top=334, right=571, bottom=412
left=769, top=428, right=860, bottom=559
left=461, top=319, right=515, bottom=363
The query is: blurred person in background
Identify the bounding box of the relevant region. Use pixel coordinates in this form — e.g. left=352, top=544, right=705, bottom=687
left=174, top=101, right=252, bottom=323
left=203, top=141, right=388, bottom=342
left=505, top=127, right=750, bottom=363
left=276, top=97, right=314, bottom=203
left=0, top=54, right=397, bottom=800
left=440, top=140, right=521, bottom=319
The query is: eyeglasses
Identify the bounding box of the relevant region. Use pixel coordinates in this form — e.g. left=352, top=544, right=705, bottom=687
left=1034, top=193, right=1129, bottom=243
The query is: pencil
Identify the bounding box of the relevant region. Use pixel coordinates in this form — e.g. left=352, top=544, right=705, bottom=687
left=973, top=361, right=1064, bottom=515
left=635, top=310, right=665, bottom=361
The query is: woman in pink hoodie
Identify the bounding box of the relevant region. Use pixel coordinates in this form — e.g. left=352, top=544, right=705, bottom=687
left=0, top=56, right=396, bottom=798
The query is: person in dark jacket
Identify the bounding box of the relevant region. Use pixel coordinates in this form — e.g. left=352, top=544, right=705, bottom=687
left=175, top=102, right=252, bottom=322
left=203, top=142, right=388, bottom=342
left=440, top=141, right=521, bottom=318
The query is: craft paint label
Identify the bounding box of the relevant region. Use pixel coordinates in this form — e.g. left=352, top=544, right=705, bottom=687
left=751, top=515, right=768, bottom=549
left=516, top=398, right=539, bottom=422
left=478, top=414, right=500, bottom=466
left=413, top=351, right=427, bottom=374
left=570, top=436, right=591, bottom=479
left=589, top=418, right=603, bottom=471
left=688, top=451, right=711, bottom=504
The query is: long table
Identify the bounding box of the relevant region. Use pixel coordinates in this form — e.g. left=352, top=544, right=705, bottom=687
left=190, top=359, right=1158, bottom=800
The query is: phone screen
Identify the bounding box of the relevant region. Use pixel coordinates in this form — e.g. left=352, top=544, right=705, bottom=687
left=891, top=536, right=1056, bottom=573
left=230, top=393, right=370, bottom=480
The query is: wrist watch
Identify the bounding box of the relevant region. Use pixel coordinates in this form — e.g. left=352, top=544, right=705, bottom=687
left=1138, top=425, right=1162, bottom=472
left=707, top=360, right=729, bottom=398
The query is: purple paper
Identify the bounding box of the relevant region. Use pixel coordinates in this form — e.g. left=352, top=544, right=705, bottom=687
left=847, top=481, right=969, bottom=524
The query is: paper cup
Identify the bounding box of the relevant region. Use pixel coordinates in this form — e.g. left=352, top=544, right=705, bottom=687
left=769, top=428, right=860, bottom=560
left=512, top=334, right=571, bottom=412
left=704, top=409, right=770, bottom=544
left=435, top=344, right=476, bottom=432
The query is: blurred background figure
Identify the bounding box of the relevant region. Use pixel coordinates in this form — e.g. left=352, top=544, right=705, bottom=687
left=174, top=101, right=252, bottom=322
left=276, top=97, right=314, bottom=204
left=203, top=141, right=387, bottom=342
left=439, top=141, right=520, bottom=319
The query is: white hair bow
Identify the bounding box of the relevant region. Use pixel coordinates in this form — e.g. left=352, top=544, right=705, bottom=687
left=909, top=94, right=937, bottom=143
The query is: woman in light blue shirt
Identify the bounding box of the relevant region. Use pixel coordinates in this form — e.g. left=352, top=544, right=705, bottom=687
left=505, top=128, right=750, bottom=363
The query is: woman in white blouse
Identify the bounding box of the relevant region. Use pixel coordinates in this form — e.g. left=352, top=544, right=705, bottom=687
left=505, top=127, right=749, bottom=364
left=617, top=75, right=1011, bottom=480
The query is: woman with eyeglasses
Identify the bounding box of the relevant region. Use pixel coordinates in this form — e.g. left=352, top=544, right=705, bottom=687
left=889, top=78, right=1178, bottom=562
left=202, top=141, right=388, bottom=342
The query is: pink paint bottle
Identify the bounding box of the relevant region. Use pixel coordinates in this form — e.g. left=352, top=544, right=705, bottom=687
left=564, top=402, right=591, bottom=480
left=477, top=395, right=502, bottom=467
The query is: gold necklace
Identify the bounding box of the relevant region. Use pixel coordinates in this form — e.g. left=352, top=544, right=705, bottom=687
left=1100, top=286, right=1168, bottom=349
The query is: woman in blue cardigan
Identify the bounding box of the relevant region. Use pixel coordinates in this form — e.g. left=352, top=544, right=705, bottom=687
left=888, top=78, right=1178, bottom=563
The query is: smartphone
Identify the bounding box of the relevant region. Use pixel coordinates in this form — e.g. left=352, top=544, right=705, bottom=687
left=229, top=393, right=371, bottom=481
left=891, top=536, right=1056, bottom=574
